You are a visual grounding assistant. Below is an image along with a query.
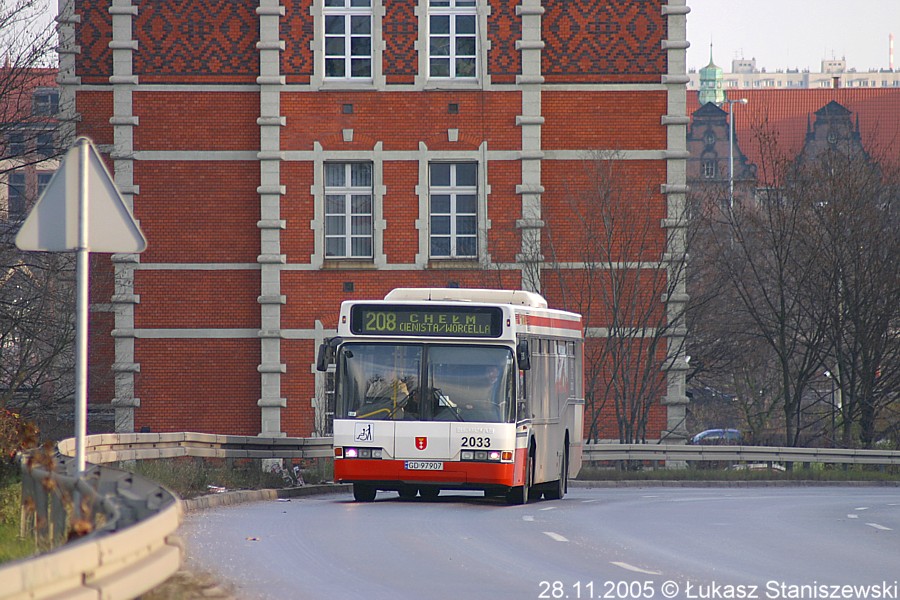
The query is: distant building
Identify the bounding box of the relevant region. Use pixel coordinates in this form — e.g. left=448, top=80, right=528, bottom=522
left=0, top=67, right=61, bottom=224
left=697, top=45, right=725, bottom=105
left=685, top=100, right=755, bottom=207
left=686, top=88, right=900, bottom=203
left=689, top=57, right=900, bottom=91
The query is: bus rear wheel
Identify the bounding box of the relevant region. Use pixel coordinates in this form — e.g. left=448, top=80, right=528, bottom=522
left=353, top=483, right=377, bottom=502
left=544, top=449, right=567, bottom=500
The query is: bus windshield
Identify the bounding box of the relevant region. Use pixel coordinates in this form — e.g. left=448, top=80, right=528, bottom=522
left=335, top=343, right=515, bottom=423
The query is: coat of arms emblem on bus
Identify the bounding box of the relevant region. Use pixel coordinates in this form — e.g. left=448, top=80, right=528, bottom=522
left=415, top=436, right=428, bottom=450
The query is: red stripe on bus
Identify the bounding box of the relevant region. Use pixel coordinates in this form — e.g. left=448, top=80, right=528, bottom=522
left=517, top=314, right=582, bottom=332
left=335, top=459, right=517, bottom=487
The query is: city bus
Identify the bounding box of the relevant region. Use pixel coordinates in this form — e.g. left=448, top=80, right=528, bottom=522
left=316, top=288, right=584, bottom=504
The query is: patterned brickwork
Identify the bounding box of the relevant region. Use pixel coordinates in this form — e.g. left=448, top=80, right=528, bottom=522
left=383, top=0, right=418, bottom=84
left=75, top=1, right=112, bottom=83
left=133, top=0, right=258, bottom=82
left=542, top=0, right=666, bottom=83
left=487, top=0, right=521, bottom=84
left=282, top=0, right=315, bottom=83
left=135, top=339, right=261, bottom=434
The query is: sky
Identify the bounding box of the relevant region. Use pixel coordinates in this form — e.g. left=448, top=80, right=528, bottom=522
left=686, top=0, right=900, bottom=73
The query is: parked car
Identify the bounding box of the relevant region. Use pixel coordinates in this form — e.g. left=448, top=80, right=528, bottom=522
left=689, top=428, right=743, bottom=445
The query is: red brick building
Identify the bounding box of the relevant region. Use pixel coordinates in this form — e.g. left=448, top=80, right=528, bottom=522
left=66, top=0, right=691, bottom=441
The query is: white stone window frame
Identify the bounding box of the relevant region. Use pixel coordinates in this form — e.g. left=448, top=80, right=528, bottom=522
left=313, top=0, right=384, bottom=89
left=324, top=162, right=375, bottom=259
left=416, top=0, right=489, bottom=89
left=415, top=145, right=490, bottom=266
left=311, top=142, right=387, bottom=267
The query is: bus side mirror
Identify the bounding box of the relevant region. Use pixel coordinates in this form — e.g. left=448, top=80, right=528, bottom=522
left=316, top=337, right=342, bottom=372
left=516, top=340, right=531, bottom=371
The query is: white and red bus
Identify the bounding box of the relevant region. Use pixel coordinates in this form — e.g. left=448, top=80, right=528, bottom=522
left=317, top=288, right=584, bottom=504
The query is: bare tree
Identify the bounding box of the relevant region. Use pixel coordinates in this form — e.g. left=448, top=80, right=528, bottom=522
left=696, top=123, right=833, bottom=447
left=544, top=152, right=689, bottom=444
left=689, top=117, right=900, bottom=449
left=798, top=144, right=900, bottom=448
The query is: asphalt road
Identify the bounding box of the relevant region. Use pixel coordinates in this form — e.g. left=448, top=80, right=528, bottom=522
left=180, top=486, right=900, bottom=600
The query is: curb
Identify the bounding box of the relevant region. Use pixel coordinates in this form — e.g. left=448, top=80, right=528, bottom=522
left=182, top=484, right=352, bottom=512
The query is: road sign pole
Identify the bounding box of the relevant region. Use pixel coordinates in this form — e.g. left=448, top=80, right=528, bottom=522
left=14, top=136, right=147, bottom=481
left=74, top=139, right=90, bottom=477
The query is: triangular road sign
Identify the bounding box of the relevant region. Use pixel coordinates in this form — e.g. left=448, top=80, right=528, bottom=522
left=15, top=137, right=147, bottom=253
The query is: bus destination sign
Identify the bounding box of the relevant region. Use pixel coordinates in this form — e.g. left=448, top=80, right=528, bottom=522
left=351, top=304, right=502, bottom=338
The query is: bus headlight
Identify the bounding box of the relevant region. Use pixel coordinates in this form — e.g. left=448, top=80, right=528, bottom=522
left=341, top=447, right=383, bottom=459
left=460, top=450, right=508, bottom=462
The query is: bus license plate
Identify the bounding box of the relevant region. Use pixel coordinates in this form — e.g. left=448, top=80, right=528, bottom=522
left=405, top=461, right=443, bottom=471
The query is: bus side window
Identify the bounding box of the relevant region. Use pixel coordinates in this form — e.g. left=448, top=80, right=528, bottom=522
left=518, top=368, right=530, bottom=420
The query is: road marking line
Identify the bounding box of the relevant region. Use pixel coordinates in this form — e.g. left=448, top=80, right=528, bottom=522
left=855, top=507, right=870, bottom=511
left=866, top=523, right=892, bottom=531
left=540, top=506, right=557, bottom=511
left=581, top=499, right=601, bottom=503
left=848, top=514, right=859, bottom=519
left=522, top=515, right=534, bottom=522
left=543, top=531, right=568, bottom=542
left=611, top=561, right=661, bottom=575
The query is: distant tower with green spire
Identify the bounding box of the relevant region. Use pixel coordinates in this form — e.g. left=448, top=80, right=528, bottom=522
left=698, top=43, right=725, bottom=106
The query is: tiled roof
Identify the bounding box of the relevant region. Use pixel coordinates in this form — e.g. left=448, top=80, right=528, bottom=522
left=687, top=88, right=900, bottom=171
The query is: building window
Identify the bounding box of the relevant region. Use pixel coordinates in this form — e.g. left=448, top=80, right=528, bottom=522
left=325, top=162, right=373, bottom=258
left=37, top=172, right=52, bottom=197
left=324, top=0, right=372, bottom=80
left=8, top=171, right=26, bottom=218
left=36, top=133, right=54, bottom=158
left=428, top=0, right=477, bottom=79
left=429, top=162, right=477, bottom=258
left=33, top=89, right=59, bottom=116
left=7, top=133, right=25, bottom=156
left=702, top=160, right=717, bottom=179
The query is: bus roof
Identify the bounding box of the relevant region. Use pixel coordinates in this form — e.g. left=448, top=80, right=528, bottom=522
left=384, top=288, right=548, bottom=309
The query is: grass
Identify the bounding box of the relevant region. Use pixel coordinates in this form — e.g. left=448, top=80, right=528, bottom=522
left=0, top=475, right=37, bottom=565
left=122, top=457, right=333, bottom=499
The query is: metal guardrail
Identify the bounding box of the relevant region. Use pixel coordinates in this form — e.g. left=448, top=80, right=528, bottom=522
left=3, top=434, right=898, bottom=600
left=582, top=443, right=900, bottom=465
left=1, top=432, right=332, bottom=600
left=3, top=452, right=182, bottom=600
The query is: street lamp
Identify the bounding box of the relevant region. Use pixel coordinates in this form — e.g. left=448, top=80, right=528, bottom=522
left=725, top=97, right=748, bottom=210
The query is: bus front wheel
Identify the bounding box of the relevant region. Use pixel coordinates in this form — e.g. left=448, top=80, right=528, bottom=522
left=353, top=483, right=377, bottom=502
left=506, top=451, right=532, bottom=505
